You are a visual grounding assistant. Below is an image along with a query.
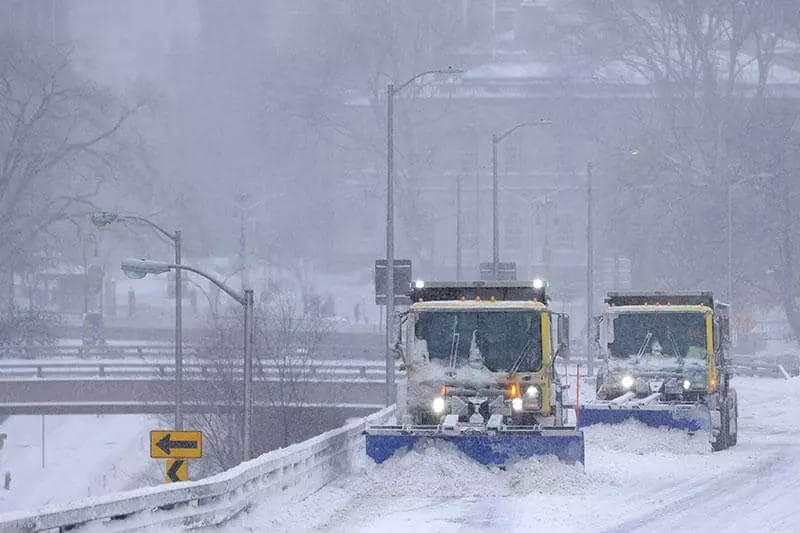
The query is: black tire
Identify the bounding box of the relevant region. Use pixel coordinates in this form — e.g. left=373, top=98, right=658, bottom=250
left=712, top=405, right=729, bottom=452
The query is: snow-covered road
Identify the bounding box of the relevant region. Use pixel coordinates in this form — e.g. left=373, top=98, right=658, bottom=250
left=215, top=375, right=800, bottom=533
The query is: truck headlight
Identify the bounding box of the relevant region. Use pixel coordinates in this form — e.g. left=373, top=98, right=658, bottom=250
left=511, top=397, right=524, bottom=412
left=683, top=379, right=691, bottom=390
left=525, top=386, right=540, bottom=398
left=432, top=397, right=446, bottom=414
left=621, top=375, right=634, bottom=389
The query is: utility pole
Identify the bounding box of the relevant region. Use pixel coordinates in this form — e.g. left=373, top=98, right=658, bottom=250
left=239, top=192, right=249, bottom=292
left=456, top=172, right=463, bottom=280
left=385, top=82, right=396, bottom=407
left=174, top=230, right=183, bottom=430
left=492, top=134, right=500, bottom=280
left=242, top=288, right=254, bottom=461
left=586, top=162, right=595, bottom=376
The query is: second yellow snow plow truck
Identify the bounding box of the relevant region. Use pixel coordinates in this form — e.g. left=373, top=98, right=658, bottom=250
left=579, top=291, right=738, bottom=451
left=364, top=280, right=585, bottom=466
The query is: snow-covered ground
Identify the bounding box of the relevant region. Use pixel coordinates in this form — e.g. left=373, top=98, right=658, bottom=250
left=213, top=374, right=800, bottom=533
left=0, top=415, right=163, bottom=514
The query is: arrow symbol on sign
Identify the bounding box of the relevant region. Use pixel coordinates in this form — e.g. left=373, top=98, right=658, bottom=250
left=167, top=460, right=184, bottom=483
left=156, top=433, right=198, bottom=456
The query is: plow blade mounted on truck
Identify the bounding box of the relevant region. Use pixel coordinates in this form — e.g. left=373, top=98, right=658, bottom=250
left=365, top=425, right=585, bottom=466
left=577, top=399, right=712, bottom=434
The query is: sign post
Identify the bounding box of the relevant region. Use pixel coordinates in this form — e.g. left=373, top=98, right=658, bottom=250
left=150, top=430, right=202, bottom=482
left=374, top=259, right=412, bottom=306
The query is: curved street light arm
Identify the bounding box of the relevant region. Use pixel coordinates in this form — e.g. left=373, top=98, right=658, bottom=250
left=117, top=214, right=176, bottom=243
left=395, top=67, right=463, bottom=94
left=169, top=264, right=246, bottom=306
left=495, top=119, right=552, bottom=144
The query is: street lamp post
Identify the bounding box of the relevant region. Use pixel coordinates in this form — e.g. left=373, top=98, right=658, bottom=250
left=491, top=119, right=552, bottom=279
left=120, top=258, right=255, bottom=462
left=586, top=162, right=594, bottom=376
left=91, top=212, right=184, bottom=429
left=385, top=66, right=463, bottom=406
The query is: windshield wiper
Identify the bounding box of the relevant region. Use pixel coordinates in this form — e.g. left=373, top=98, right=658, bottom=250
left=509, top=337, right=534, bottom=376
left=666, top=327, right=683, bottom=363
left=448, top=318, right=460, bottom=371
left=636, top=331, right=653, bottom=360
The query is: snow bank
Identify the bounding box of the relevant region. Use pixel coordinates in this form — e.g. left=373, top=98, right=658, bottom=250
left=215, top=374, right=800, bottom=533
left=583, top=419, right=711, bottom=456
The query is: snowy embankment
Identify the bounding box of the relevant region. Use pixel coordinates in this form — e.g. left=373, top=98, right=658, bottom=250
left=215, top=375, right=800, bottom=533
left=0, top=415, right=163, bottom=514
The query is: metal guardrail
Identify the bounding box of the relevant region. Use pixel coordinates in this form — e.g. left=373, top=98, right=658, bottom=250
left=0, top=360, right=403, bottom=381
left=566, top=353, right=800, bottom=380
left=2, top=344, right=189, bottom=359
left=3, top=342, right=385, bottom=360
left=730, top=353, right=800, bottom=379
left=0, top=406, right=396, bottom=532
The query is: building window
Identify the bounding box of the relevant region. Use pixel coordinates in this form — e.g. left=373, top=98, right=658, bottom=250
left=505, top=212, right=523, bottom=251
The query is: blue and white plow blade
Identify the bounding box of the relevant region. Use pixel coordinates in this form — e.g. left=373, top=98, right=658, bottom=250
left=577, top=395, right=713, bottom=437
left=364, top=421, right=585, bottom=466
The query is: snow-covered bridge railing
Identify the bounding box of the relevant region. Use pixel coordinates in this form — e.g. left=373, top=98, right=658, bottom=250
left=0, top=359, right=402, bottom=381
left=0, top=405, right=395, bottom=532
left=731, top=354, right=800, bottom=379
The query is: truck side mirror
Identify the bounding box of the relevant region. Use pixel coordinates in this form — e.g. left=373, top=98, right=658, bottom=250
left=556, top=314, right=570, bottom=358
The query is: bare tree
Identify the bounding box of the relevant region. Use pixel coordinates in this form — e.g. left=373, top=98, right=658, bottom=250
left=184, top=285, right=331, bottom=474
left=573, top=0, right=800, bottom=333
left=0, top=33, right=153, bottom=312
left=258, top=285, right=331, bottom=448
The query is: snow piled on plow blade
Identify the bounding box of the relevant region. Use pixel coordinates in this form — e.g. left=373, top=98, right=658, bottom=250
left=577, top=402, right=711, bottom=434
left=365, top=430, right=585, bottom=466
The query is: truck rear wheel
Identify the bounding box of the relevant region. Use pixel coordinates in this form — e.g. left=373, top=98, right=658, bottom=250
left=728, top=390, right=738, bottom=447
left=711, top=405, right=729, bottom=452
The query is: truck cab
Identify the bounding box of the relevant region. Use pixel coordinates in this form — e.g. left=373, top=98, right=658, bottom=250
left=590, top=291, right=737, bottom=450
left=395, top=280, right=570, bottom=429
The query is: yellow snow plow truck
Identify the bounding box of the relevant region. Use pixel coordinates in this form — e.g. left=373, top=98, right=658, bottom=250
left=579, top=291, right=738, bottom=451
left=365, top=280, right=585, bottom=466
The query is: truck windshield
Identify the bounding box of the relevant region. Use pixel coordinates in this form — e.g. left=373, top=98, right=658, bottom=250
left=414, top=310, right=543, bottom=372
left=608, top=312, right=707, bottom=361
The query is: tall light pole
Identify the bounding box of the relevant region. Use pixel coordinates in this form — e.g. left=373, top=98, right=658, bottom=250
left=385, top=66, right=463, bottom=406
left=491, top=119, right=552, bottom=279
left=585, top=149, right=640, bottom=375
left=121, top=258, right=255, bottom=462
left=586, top=162, right=595, bottom=376
left=91, top=212, right=184, bottom=429
left=456, top=172, right=463, bottom=281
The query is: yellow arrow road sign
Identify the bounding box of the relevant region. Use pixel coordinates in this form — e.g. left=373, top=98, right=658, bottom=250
left=165, top=459, right=188, bottom=483
left=150, top=430, right=203, bottom=459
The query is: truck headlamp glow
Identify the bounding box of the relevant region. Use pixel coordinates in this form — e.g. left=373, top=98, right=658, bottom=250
left=432, top=397, right=446, bottom=414
left=525, top=386, right=540, bottom=398
left=621, top=375, right=634, bottom=389
left=683, top=379, right=691, bottom=390
left=511, top=397, right=524, bottom=411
